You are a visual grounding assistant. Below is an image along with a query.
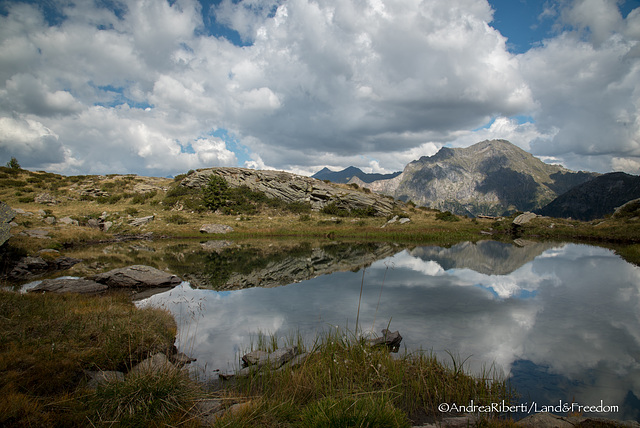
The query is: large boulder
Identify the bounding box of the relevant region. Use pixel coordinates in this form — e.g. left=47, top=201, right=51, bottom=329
left=91, top=265, right=182, bottom=288
left=513, top=212, right=538, bottom=225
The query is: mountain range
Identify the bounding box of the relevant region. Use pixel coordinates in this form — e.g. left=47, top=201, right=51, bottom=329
left=312, top=166, right=401, bottom=183
left=316, top=140, right=608, bottom=218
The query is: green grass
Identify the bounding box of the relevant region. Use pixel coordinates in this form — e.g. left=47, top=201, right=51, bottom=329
left=214, top=328, right=514, bottom=427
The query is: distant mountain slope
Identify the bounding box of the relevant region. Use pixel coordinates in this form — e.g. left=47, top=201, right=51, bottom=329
left=537, top=172, right=640, bottom=221
left=312, top=166, right=401, bottom=184
left=353, top=139, right=598, bottom=217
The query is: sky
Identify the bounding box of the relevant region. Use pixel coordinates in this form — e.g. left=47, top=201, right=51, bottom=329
left=0, top=0, right=639, bottom=178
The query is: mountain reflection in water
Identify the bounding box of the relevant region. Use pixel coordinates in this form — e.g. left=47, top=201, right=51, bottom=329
left=138, top=240, right=640, bottom=422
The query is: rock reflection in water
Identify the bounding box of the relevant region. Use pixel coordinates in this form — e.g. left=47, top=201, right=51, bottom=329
left=138, top=240, right=640, bottom=422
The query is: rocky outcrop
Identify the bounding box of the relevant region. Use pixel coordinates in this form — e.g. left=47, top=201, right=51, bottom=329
left=180, top=167, right=399, bottom=216
left=34, top=193, right=59, bottom=204
left=0, top=201, right=15, bottom=246
left=91, top=265, right=182, bottom=288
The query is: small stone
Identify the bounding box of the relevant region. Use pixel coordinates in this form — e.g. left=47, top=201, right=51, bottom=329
left=59, top=216, right=79, bottom=226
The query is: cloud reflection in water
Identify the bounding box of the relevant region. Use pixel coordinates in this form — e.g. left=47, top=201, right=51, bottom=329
left=139, top=241, right=640, bottom=420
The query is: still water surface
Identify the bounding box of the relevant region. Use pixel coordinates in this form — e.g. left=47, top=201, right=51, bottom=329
left=138, top=240, right=640, bottom=421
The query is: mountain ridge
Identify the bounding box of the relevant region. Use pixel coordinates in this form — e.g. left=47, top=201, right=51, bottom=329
left=312, top=166, right=401, bottom=184
left=537, top=172, right=640, bottom=221
left=352, top=139, right=599, bottom=217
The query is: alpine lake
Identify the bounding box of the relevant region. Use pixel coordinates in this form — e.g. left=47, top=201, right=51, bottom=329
left=32, top=237, right=640, bottom=422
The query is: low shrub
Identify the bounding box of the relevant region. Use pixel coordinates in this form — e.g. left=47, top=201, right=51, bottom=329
left=166, top=214, right=189, bottom=224
left=435, top=211, right=460, bottom=222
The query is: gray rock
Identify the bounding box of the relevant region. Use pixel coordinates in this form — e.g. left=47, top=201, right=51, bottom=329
left=513, top=212, right=538, bottom=225
left=29, top=278, right=108, bottom=294
left=128, top=353, right=175, bottom=376
left=44, top=216, right=56, bottom=225
left=102, top=221, right=113, bottom=232
left=195, top=398, right=224, bottom=426
left=19, top=228, right=51, bottom=239
left=171, top=351, right=196, bottom=367
left=242, top=350, right=269, bottom=367
left=58, top=216, right=79, bottom=226
left=91, top=265, right=182, bottom=288
left=0, top=201, right=16, bottom=246
left=87, top=218, right=100, bottom=229
left=129, top=215, right=154, bottom=227
left=398, top=217, right=411, bottom=224
left=200, top=224, right=234, bottom=234
left=77, top=188, right=109, bottom=198
left=133, top=183, right=162, bottom=193
left=34, top=193, right=59, bottom=204
left=226, top=347, right=300, bottom=380
left=367, top=329, right=402, bottom=352
left=85, top=370, right=125, bottom=389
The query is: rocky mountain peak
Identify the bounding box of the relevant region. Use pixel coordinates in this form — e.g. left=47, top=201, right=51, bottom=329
left=356, top=139, right=598, bottom=217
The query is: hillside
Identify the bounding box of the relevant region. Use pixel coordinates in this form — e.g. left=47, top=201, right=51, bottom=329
left=312, top=166, right=401, bottom=184
left=537, top=172, right=640, bottom=221
left=352, top=140, right=598, bottom=217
